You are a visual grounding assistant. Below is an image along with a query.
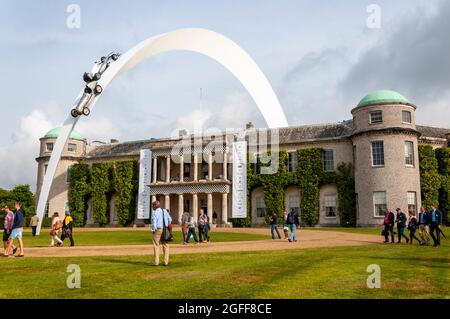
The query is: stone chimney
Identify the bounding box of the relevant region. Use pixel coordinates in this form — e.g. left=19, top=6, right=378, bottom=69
left=245, top=122, right=255, bottom=130
left=178, top=129, right=188, bottom=137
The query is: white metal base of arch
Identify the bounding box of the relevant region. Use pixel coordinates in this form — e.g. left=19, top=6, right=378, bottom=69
left=35, top=28, right=288, bottom=235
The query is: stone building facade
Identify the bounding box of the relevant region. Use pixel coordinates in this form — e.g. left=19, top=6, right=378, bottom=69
left=35, top=90, right=450, bottom=226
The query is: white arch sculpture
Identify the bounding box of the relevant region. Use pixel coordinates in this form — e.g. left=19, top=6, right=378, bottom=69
left=35, top=28, right=288, bottom=234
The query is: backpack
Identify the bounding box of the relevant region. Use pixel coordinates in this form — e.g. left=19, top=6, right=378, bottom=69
left=54, top=219, right=62, bottom=230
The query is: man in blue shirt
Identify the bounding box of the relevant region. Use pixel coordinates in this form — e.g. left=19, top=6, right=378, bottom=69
left=428, top=205, right=443, bottom=247
left=151, top=200, right=172, bottom=266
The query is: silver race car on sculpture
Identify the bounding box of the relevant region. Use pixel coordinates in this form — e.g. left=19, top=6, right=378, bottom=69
left=71, top=52, right=121, bottom=117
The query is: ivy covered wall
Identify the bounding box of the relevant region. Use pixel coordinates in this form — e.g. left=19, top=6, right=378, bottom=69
left=235, top=148, right=357, bottom=228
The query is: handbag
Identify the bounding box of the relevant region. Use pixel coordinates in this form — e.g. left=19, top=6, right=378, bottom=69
left=161, top=209, right=173, bottom=242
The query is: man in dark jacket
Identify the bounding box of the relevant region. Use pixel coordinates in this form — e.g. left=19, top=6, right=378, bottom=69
left=286, top=209, right=300, bottom=242
left=269, top=211, right=281, bottom=240
left=428, top=205, right=443, bottom=247
left=383, top=208, right=395, bottom=243
left=395, top=208, right=409, bottom=244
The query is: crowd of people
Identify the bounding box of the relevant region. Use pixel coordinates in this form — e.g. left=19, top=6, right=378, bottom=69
left=2, top=200, right=445, bottom=264
left=1, top=203, right=76, bottom=258
left=382, top=205, right=444, bottom=247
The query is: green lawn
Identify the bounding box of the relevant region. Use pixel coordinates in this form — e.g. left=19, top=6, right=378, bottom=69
left=15, top=229, right=270, bottom=247
left=1, top=240, right=448, bottom=298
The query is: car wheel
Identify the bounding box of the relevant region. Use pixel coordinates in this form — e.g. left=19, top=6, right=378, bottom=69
left=83, top=72, right=93, bottom=83
left=94, top=84, right=103, bottom=95
left=84, top=86, right=92, bottom=94
left=71, top=109, right=79, bottom=118
left=112, top=54, right=119, bottom=61
left=94, top=73, right=101, bottom=81
left=82, top=107, right=90, bottom=116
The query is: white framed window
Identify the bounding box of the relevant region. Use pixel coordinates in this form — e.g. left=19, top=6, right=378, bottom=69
left=402, top=111, right=412, bottom=124
left=407, top=192, right=417, bottom=213
left=46, top=143, right=54, bottom=152
left=370, top=111, right=383, bottom=124
left=324, top=149, right=334, bottom=171
left=373, top=191, right=387, bottom=217
left=371, top=141, right=385, bottom=166
left=68, top=143, right=77, bottom=152
left=324, top=195, right=337, bottom=217
left=288, top=152, right=298, bottom=172
left=288, top=194, right=300, bottom=215
left=404, top=141, right=414, bottom=166
left=256, top=195, right=266, bottom=218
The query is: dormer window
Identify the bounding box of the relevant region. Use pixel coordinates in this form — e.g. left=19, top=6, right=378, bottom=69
left=369, top=111, right=383, bottom=124
left=402, top=110, right=412, bottom=124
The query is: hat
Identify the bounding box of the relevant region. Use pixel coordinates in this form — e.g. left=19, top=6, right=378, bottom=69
left=65, top=211, right=70, bottom=215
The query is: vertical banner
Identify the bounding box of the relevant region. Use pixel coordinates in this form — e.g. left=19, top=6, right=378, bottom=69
left=232, top=141, right=247, bottom=218
left=137, top=149, right=152, bottom=219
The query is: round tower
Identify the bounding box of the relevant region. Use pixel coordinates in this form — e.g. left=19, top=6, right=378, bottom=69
left=35, top=127, right=86, bottom=217
left=351, top=90, right=421, bottom=226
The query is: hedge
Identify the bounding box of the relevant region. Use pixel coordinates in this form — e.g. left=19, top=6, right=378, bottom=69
left=91, top=163, right=114, bottom=225
left=113, top=160, right=139, bottom=226
left=68, top=164, right=91, bottom=226
left=418, top=145, right=441, bottom=209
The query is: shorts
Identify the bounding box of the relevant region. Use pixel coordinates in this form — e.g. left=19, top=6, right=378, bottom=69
left=3, top=229, right=10, bottom=242
left=10, top=228, right=23, bottom=240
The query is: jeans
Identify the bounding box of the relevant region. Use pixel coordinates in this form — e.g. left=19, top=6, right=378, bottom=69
left=203, top=223, right=210, bottom=241
left=31, top=226, right=37, bottom=236
left=397, top=226, right=409, bottom=243
left=198, top=226, right=205, bottom=242
left=61, top=229, right=75, bottom=246
left=429, top=223, right=441, bottom=246
left=289, top=224, right=297, bottom=241
left=271, top=224, right=281, bottom=239
left=384, top=224, right=394, bottom=242
left=409, top=229, right=420, bottom=244
left=186, top=227, right=199, bottom=243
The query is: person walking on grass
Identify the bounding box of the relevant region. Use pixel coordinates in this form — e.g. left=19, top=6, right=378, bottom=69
left=286, top=209, right=300, bottom=242
left=151, top=201, right=172, bottom=266
left=4, top=202, right=25, bottom=257
left=61, top=211, right=75, bottom=247
left=407, top=211, right=420, bottom=244
left=181, top=211, right=190, bottom=242
left=269, top=211, right=281, bottom=240
left=383, top=208, right=395, bottom=243
left=282, top=211, right=289, bottom=239
left=198, top=209, right=207, bottom=242
left=428, top=205, right=443, bottom=248
left=184, top=212, right=200, bottom=245
left=418, top=206, right=430, bottom=245
left=2, top=206, right=17, bottom=257
left=30, top=213, right=39, bottom=237
left=203, top=211, right=211, bottom=243
left=50, top=212, right=63, bottom=247
left=395, top=208, right=409, bottom=244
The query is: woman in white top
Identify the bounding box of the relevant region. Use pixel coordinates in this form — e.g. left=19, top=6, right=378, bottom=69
left=50, top=212, right=63, bottom=247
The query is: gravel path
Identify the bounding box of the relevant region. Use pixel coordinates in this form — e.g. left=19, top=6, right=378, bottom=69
left=20, top=229, right=380, bottom=258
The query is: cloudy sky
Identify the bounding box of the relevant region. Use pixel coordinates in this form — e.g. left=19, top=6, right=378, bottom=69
left=0, top=0, right=449, bottom=190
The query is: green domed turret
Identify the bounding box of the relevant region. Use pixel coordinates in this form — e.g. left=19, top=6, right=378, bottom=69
left=357, top=90, right=409, bottom=108
left=44, top=127, right=84, bottom=140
